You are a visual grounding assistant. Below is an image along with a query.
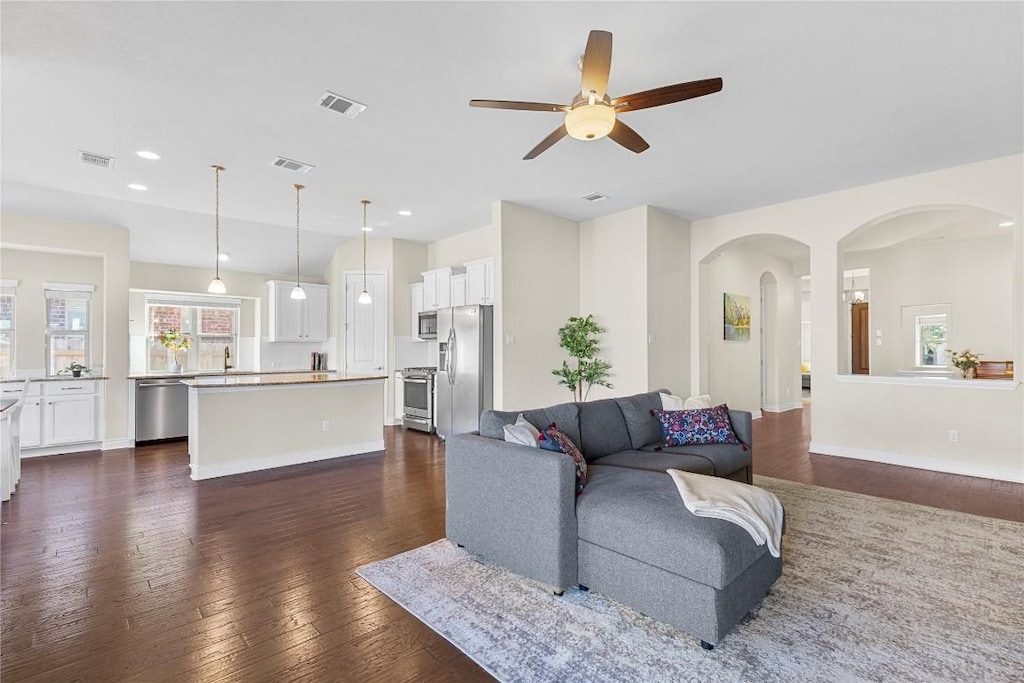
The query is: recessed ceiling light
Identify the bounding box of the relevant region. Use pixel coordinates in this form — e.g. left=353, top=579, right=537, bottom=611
left=398, top=210, right=412, bottom=217
left=998, top=221, right=1014, bottom=228
left=218, top=253, right=230, bottom=261
left=136, top=150, right=161, bottom=160
left=127, top=183, right=148, bottom=191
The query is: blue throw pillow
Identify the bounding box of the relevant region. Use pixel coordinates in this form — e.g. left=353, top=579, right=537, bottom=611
left=652, top=405, right=740, bottom=446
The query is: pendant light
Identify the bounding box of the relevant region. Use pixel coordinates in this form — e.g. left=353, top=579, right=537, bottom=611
left=358, top=199, right=373, bottom=305
left=207, top=164, right=227, bottom=294
left=290, top=184, right=306, bottom=300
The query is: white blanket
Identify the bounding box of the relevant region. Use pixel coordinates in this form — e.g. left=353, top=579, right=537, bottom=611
left=667, top=469, right=784, bottom=558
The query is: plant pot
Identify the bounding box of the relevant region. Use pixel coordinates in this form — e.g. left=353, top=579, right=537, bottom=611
left=169, top=362, right=182, bottom=374
left=72, top=370, right=82, bottom=378
left=958, top=367, right=974, bottom=380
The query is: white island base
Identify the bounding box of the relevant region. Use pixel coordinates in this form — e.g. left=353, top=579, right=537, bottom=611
left=184, top=373, right=386, bottom=481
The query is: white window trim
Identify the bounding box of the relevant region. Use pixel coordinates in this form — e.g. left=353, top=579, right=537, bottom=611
left=145, top=301, right=241, bottom=373
left=913, top=313, right=948, bottom=369
left=0, top=285, right=16, bottom=378
left=43, top=282, right=95, bottom=295
left=45, top=294, right=91, bottom=376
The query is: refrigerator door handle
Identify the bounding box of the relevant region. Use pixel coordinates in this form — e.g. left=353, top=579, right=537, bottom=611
left=448, top=328, right=457, bottom=385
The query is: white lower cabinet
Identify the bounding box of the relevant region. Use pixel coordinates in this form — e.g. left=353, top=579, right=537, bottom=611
left=45, top=395, right=96, bottom=444
left=1, top=380, right=103, bottom=452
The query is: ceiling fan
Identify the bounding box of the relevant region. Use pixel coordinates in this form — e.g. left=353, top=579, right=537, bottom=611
left=470, top=30, right=723, bottom=160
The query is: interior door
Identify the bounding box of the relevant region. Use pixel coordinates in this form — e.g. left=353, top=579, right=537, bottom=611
left=851, top=302, right=870, bottom=375
left=345, top=272, right=387, bottom=374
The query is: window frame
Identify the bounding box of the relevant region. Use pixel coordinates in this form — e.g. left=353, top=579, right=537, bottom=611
left=899, top=303, right=953, bottom=375
left=914, top=313, right=949, bottom=369
left=145, top=299, right=240, bottom=374
left=45, top=291, right=92, bottom=377
left=0, top=281, right=17, bottom=379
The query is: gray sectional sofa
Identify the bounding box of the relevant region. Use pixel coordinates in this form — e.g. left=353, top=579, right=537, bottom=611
left=445, top=390, right=782, bottom=647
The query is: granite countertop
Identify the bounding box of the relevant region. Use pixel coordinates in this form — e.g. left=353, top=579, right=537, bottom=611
left=128, top=369, right=328, bottom=380
left=180, top=372, right=387, bottom=388
left=1, top=376, right=110, bottom=383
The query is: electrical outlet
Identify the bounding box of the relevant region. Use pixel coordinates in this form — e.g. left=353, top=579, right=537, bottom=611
left=948, top=430, right=958, bottom=443
left=505, top=333, right=515, bottom=345
left=322, top=420, right=330, bottom=432
left=875, top=339, right=882, bottom=346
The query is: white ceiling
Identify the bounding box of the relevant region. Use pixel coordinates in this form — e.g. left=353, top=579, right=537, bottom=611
left=841, top=207, right=1012, bottom=253
left=2, top=1, right=1022, bottom=277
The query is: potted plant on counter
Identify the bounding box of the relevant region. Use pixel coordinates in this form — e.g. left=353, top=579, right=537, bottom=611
left=950, top=348, right=981, bottom=379
left=59, top=362, right=92, bottom=378
left=158, top=328, right=192, bottom=373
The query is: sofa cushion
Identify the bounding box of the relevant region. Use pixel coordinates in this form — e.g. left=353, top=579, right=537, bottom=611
left=578, top=398, right=631, bottom=461
left=652, top=405, right=740, bottom=447
left=641, top=443, right=750, bottom=478
left=577, top=466, right=768, bottom=589
left=480, top=403, right=581, bottom=449
left=590, top=450, right=715, bottom=476
left=613, top=391, right=666, bottom=449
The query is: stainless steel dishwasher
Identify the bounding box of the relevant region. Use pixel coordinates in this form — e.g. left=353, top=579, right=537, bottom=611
left=135, top=378, right=189, bottom=442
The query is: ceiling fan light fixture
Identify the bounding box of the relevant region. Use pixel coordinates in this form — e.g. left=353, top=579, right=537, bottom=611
left=564, top=103, right=615, bottom=141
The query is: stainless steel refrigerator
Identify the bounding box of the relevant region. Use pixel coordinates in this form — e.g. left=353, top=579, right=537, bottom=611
left=436, top=305, right=493, bottom=439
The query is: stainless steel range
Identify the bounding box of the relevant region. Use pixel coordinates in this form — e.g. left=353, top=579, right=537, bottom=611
left=401, top=367, right=436, bottom=433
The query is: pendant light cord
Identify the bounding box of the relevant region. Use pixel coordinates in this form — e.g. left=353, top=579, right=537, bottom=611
left=213, top=165, right=223, bottom=280
left=361, top=199, right=371, bottom=290
left=294, top=184, right=304, bottom=287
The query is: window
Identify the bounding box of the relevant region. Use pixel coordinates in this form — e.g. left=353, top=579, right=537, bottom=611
left=145, top=296, right=239, bottom=373
left=915, top=314, right=948, bottom=367
left=0, top=281, right=16, bottom=378
left=45, top=286, right=93, bottom=376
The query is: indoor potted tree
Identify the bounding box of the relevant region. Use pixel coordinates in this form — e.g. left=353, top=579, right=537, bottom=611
left=158, top=328, right=192, bottom=373
left=552, top=314, right=613, bottom=402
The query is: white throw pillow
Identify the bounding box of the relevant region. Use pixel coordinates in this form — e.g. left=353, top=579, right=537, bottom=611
left=683, top=394, right=713, bottom=410
left=660, top=392, right=686, bottom=410
left=503, top=414, right=540, bottom=447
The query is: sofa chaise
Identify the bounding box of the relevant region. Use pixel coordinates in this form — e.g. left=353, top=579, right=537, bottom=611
left=445, top=390, right=782, bottom=647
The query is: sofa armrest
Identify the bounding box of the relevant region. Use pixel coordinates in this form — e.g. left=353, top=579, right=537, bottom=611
left=445, top=433, right=578, bottom=591
left=728, top=410, right=754, bottom=483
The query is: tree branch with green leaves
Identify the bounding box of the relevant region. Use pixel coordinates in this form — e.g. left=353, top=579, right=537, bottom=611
left=552, top=314, right=613, bottom=402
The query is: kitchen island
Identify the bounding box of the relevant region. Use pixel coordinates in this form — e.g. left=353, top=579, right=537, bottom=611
left=182, top=372, right=387, bottom=480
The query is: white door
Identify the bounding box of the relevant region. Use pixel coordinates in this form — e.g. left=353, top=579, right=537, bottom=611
left=345, top=272, right=387, bottom=374
left=20, top=400, right=42, bottom=448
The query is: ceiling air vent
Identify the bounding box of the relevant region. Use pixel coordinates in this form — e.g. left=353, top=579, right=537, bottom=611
left=79, top=150, right=114, bottom=169
left=318, top=91, right=367, bottom=119
left=580, top=192, right=608, bottom=202
left=271, top=157, right=316, bottom=173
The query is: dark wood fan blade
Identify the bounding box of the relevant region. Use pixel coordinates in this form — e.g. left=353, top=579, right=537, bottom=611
left=611, top=78, right=723, bottom=113
left=580, top=30, right=612, bottom=100
left=523, top=125, right=568, bottom=160
left=607, top=119, right=650, bottom=154
left=470, top=100, right=568, bottom=112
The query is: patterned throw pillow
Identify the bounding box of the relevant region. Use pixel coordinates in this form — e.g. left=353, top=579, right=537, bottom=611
left=539, top=424, right=588, bottom=495
left=652, top=405, right=740, bottom=446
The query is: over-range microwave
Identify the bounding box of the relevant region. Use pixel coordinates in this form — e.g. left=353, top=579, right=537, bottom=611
left=417, top=310, right=438, bottom=339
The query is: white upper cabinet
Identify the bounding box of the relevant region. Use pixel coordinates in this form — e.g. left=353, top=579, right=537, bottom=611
left=451, top=274, right=467, bottom=308
left=410, top=283, right=424, bottom=337
left=420, top=267, right=465, bottom=310
left=267, top=281, right=330, bottom=342
left=464, top=257, right=494, bottom=305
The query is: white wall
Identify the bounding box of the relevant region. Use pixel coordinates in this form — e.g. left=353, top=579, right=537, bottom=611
left=1, top=248, right=105, bottom=372
left=129, top=261, right=327, bottom=373
left=704, top=247, right=803, bottom=413
left=1, top=213, right=130, bottom=445
left=690, top=154, right=1024, bottom=482
left=646, top=208, right=691, bottom=396
left=579, top=207, right=649, bottom=399
left=844, top=234, right=1014, bottom=376
left=499, top=202, right=579, bottom=410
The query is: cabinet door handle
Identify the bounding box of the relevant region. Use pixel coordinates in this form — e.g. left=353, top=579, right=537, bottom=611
left=60, top=387, right=78, bottom=391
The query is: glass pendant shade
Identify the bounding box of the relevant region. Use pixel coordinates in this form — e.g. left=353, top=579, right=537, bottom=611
left=207, top=277, right=226, bottom=294
left=564, top=103, right=615, bottom=141
left=358, top=290, right=372, bottom=305
left=290, top=285, right=306, bottom=300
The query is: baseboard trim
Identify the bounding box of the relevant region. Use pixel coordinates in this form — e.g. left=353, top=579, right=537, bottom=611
left=808, top=441, right=1024, bottom=483
left=762, top=401, right=803, bottom=413
left=190, top=440, right=386, bottom=481
left=21, top=442, right=102, bottom=458
left=385, top=417, right=402, bottom=426
left=102, top=438, right=133, bottom=450
left=751, top=409, right=763, bottom=420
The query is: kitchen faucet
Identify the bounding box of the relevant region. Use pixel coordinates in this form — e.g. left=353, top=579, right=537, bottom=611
left=223, top=346, right=232, bottom=373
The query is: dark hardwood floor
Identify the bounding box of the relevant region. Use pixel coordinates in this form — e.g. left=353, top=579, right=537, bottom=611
left=2, top=409, right=1021, bottom=681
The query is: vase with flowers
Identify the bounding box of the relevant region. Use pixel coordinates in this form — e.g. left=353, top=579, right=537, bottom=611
left=158, top=328, right=192, bottom=373
left=950, top=348, right=981, bottom=379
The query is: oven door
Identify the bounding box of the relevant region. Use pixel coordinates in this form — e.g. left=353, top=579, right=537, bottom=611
left=403, top=376, right=433, bottom=419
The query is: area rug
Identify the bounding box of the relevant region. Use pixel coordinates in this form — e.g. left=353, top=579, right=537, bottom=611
left=356, top=476, right=1024, bottom=682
